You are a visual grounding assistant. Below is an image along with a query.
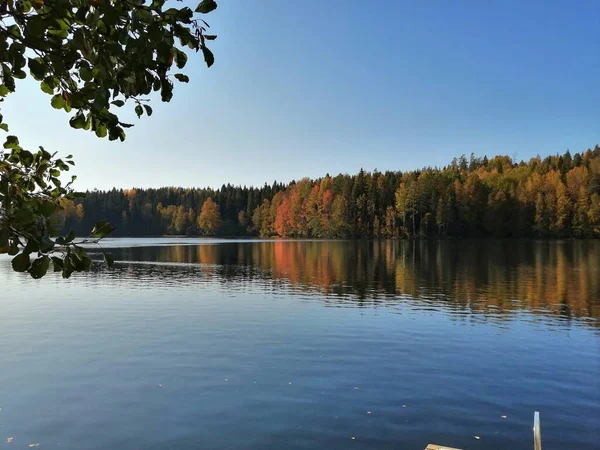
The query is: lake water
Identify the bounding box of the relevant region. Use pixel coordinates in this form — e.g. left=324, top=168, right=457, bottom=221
left=1, top=239, right=599, bottom=449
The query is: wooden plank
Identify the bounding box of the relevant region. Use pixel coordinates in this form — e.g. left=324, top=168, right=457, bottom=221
left=425, top=445, right=462, bottom=450
left=533, top=411, right=542, bottom=450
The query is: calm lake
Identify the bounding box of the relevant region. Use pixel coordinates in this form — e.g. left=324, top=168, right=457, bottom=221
left=1, top=239, right=599, bottom=449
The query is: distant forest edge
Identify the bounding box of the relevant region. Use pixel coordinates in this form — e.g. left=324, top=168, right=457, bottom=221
left=56, top=146, right=600, bottom=239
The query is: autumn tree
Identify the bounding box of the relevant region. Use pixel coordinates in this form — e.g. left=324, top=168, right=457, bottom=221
left=45, top=146, right=600, bottom=241
left=0, top=0, right=219, bottom=277
left=274, top=195, right=291, bottom=237
left=198, top=197, right=221, bottom=235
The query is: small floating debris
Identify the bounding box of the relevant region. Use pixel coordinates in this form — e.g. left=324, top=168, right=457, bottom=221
left=157, top=384, right=163, bottom=388
left=402, top=405, right=407, bottom=408
left=367, top=411, right=372, bottom=415
left=29, top=444, right=40, bottom=448
left=351, top=436, right=356, bottom=440
left=288, top=382, right=292, bottom=385
left=224, top=378, right=229, bottom=382
left=353, top=387, right=359, bottom=390
left=6, top=437, right=13, bottom=443
left=473, top=436, right=481, bottom=440
left=501, top=415, right=507, bottom=419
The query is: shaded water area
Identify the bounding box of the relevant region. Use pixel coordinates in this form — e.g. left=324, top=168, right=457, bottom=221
left=1, top=239, right=599, bottom=449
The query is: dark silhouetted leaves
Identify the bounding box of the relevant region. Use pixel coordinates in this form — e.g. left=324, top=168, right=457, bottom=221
left=56, top=230, right=76, bottom=245
left=69, top=112, right=86, bottom=129
left=103, top=252, right=114, bottom=268
left=90, top=221, right=115, bottom=239
left=12, top=252, right=30, bottom=272
left=4, top=135, right=19, bottom=148
left=195, top=0, right=217, bottom=14
left=201, top=46, right=214, bottom=67
left=39, top=236, right=56, bottom=253
left=29, top=255, right=50, bottom=279
left=51, top=256, right=64, bottom=272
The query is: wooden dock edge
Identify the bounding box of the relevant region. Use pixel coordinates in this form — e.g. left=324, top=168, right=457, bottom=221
left=425, top=445, right=462, bottom=450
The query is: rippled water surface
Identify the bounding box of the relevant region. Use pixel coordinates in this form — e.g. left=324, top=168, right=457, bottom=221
left=1, top=239, right=599, bottom=449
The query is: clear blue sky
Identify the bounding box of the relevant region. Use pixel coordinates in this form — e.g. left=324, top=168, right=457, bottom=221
left=4, top=0, right=600, bottom=190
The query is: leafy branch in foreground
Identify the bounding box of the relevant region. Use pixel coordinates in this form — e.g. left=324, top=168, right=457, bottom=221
left=0, top=0, right=218, bottom=277
left=0, top=133, right=115, bottom=278
left=0, top=0, right=218, bottom=139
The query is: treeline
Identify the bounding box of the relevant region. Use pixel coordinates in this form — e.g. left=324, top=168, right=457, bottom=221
left=55, top=146, right=600, bottom=238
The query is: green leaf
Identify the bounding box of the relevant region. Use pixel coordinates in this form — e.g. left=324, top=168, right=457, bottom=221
left=143, top=105, right=153, bottom=116
left=24, top=238, right=39, bottom=254
left=17, top=0, right=32, bottom=14
left=174, top=74, right=189, bottom=83
left=68, top=92, right=85, bottom=108
left=95, top=125, right=108, bottom=138
left=51, top=94, right=65, bottom=109
left=19, top=150, right=33, bottom=166
left=56, top=230, right=76, bottom=245
left=39, top=236, right=55, bottom=253
left=195, top=0, right=217, bottom=13
left=0, top=85, right=10, bottom=96
left=111, top=100, right=125, bottom=107
left=28, top=57, right=47, bottom=80
left=79, top=66, right=93, bottom=81
left=69, top=112, right=86, bottom=129
left=8, top=239, right=20, bottom=256
left=103, top=252, right=114, bottom=268
left=42, top=76, right=58, bottom=89
left=160, top=80, right=173, bottom=102
left=29, top=255, right=50, bottom=279
left=38, top=200, right=57, bottom=217
left=4, top=135, right=19, bottom=149
left=0, top=228, right=9, bottom=248
left=90, top=221, right=115, bottom=239
left=62, top=255, right=75, bottom=278
left=201, top=45, right=214, bottom=68
left=0, top=123, right=9, bottom=131
left=51, top=256, right=64, bottom=272
left=11, top=252, right=30, bottom=272
left=26, top=16, right=46, bottom=36
left=135, top=105, right=143, bottom=118
left=204, top=34, right=217, bottom=40
left=173, top=49, right=188, bottom=69
left=40, top=80, right=55, bottom=95
left=71, top=247, right=92, bottom=270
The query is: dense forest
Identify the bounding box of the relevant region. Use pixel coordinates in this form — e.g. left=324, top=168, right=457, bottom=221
left=55, top=146, right=600, bottom=239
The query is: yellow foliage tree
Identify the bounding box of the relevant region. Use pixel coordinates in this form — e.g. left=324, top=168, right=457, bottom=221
left=198, top=198, right=221, bottom=235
